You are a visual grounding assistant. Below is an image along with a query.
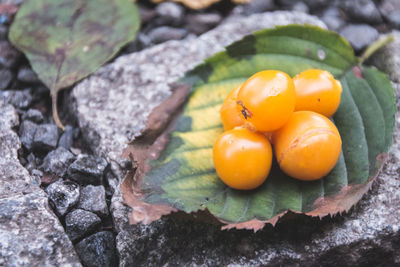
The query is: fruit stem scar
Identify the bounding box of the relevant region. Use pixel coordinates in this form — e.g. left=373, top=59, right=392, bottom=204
left=237, top=100, right=253, bottom=120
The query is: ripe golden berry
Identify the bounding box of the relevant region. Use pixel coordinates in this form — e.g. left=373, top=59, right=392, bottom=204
left=273, top=111, right=342, bottom=181
left=220, top=85, right=243, bottom=131
left=236, top=70, right=296, bottom=132
left=293, top=69, right=342, bottom=118
left=213, top=127, right=272, bottom=190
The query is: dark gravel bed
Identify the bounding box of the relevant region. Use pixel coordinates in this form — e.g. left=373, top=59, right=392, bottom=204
left=1, top=0, right=399, bottom=266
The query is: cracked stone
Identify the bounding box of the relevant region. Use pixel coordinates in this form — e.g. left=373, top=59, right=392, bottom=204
left=65, top=209, right=101, bottom=243
left=68, top=154, right=108, bottom=185
left=45, top=179, right=80, bottom=217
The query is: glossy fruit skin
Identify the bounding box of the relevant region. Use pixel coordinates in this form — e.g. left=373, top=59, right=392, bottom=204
left=293, top=69, right=343, bottom=118
left=236, top=70, right=296, bottom=132
left=220, top=85, right=243, bottom=131
left=213, top=127, right=272, bottom=190
left=273, top=111, right=342, bottom=181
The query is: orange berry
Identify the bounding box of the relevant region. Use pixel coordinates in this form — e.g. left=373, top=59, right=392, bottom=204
left=236, top=70, right=296, bottom=132
left=273, top=111, right=342, bottom=181
left=213, top=127, right=272, bottom=190
left=220, top=85, right=243, bottom=131
left=293, top=69, right=342, bottom=118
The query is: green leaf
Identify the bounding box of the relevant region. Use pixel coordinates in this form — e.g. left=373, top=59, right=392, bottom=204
left=123, top=25, right=395, bottom=230
left=9, top=0, right=140, bottom=129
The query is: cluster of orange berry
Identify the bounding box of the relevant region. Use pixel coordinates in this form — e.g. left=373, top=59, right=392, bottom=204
left=213, top=69, right=343, bottom=190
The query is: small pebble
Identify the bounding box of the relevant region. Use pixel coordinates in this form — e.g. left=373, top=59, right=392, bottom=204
left=155, top=2, right=185, bottom=26
left=321, top=7, right=345, bottom=31
left=233, top=0, right=274, bottom=16
left=293, top=2, right=309, bottom=13
left=58, top=125, right=74, bottom=150
left=138, top=4, right=156, bottom=25
left=19, top=120, right=38, bottom=151
left=0, top=41, right=21, bottom=68
left=32, top=124, right=60, bottom=152
left=17, top=66, right=40, bottom=83
left=77, top=185, right=109, bottom=218
left=0, top=89, right=33, bottom=109
left=186, top=13, right=222, bottom=35
left=68, top=154, right=108, bottom=185
left=22, top=108, right=44, bottom=124
left=148, top=26, right=187, bottom=44
left=340, top=24, right=379, bottom=51
left=45, top=179, right=80, bottom=217
left=65, top=209, right=101, bottom=242
left=341, top=0, right=382, bottom=24
left=40, top=147, right=75, bottom=177
left=0, top=68, right=12, bottom=90
left=25, top=152, right=38, bottom=172
left=75, top=231, right=117, bottom=267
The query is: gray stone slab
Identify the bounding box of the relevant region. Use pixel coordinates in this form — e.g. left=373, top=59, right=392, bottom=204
left=0, top=100, right=82, bottom=266
left=72, top=11, right=400, bottom=266
left=0, top=193, right=82, bottom=266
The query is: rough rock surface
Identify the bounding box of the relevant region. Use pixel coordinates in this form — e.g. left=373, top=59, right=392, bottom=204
left=0, top=100, right=81, bottom=266
left=72, top=11, right=400, bottom=266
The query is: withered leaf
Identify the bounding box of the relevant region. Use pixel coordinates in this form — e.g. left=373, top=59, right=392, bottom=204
left=9, top=0, right=140, bottom=129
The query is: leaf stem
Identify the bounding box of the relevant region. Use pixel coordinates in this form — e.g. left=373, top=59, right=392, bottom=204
left=359, top=34, right=394, bottom=64
left=52, top=93, right=65, bottom=131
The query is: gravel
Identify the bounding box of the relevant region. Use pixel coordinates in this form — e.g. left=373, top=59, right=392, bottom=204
left=75, top=231, right=117, bottom=267
left=340, top=24, right=379, bottom=51
left=65, top=209, right=102, bottom=242
left=77, top=185, right=109, bottom=218
left=68, top=154, right=108, bottom=185
left=148, top=26, right=188, bottom=44
left=17, top=65, right=40, bottom=83
left=45, top=179, right=80, bottom=217
left=32, top=123, right=60, bottom=152
left=0, top=88, right=33, bottom=109
left=19, top=119, right=38, bottom=151
left=22, top=108, right=44, bottom=123
left=39, top=147, right=76, bottom=177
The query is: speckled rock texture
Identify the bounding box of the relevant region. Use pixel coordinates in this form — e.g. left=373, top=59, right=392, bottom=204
left=0, top=100, right=81, bottom=266
left=71, top=11, right=400, bottom=266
